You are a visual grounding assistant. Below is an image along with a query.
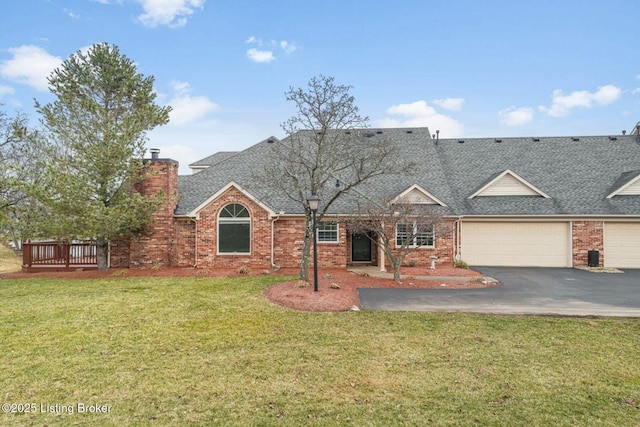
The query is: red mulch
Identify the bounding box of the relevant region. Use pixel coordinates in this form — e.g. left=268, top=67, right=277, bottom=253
left=1, top=265, right=491, bottom=313
left=263, top=267, right=488, bottom=312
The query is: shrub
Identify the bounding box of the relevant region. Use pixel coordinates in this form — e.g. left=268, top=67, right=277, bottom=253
left=238, top=266, right=251, bottom=275
left=454, top=260, right=468, bottom=269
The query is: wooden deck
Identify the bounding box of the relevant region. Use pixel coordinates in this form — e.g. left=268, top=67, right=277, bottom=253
left=22, top=241, right=98, bottom=272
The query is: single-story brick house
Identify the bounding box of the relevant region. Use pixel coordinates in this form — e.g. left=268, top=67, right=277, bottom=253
left=111, top=125, right=640, bottom=271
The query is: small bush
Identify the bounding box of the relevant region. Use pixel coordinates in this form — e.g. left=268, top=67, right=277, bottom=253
left=454, top=260, right=468, bottom=269
left=238, top=266, right=251, bottom=275
left=407, top=260, right=417, bottom=267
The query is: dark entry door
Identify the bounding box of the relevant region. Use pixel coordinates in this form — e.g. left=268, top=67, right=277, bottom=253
left=352, top=232, right=372, bottom=262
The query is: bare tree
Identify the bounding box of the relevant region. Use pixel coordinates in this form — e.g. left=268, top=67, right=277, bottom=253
left=347, top=197, right=448, bottom=282
left=262, top=75, right=406, bottom=281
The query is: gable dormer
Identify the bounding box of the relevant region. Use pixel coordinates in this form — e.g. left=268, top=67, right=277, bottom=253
left=469, top=169, right=550, bottom=199
left=607, top=171, right=640, bottom=198
left=391, top=184, right=447, bottom=206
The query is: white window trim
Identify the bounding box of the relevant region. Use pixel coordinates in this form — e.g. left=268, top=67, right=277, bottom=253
left=395, top=222, right=435, bottom=249
left=217, top=203, right=251, bottom=255
left=317, top=221, right=339, bottom=244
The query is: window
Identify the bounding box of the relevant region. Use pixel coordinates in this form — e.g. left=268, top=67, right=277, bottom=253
left=218, top=203, right=250, bottom=254
left=317, top=221, right=339, bottom=243
left=396, top=222, right=434, bottom=248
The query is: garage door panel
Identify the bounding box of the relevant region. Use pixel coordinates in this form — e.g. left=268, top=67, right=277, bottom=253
left=461, top=222, right=569, bottom=267
left=604, top=223, right=640, bottom=268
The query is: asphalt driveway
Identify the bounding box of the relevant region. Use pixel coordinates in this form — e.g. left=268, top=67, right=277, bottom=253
left=357, top=267, right=640, bottom=317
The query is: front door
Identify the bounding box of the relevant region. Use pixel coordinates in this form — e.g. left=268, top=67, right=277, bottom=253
left=352, top=232, right=372, bottom=262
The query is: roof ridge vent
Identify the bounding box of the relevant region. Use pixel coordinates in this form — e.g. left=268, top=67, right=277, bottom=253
left=609, top=136, right=618, bottom=141
left=458, top=139, right=465, bottom=144
left=495, top=139, right=502, bottom=143
left=376, top=130, right=383, bottom=134
left=532, top=137, right=540, bottom=142
left=572, top=137, right=580, bottom=141
left=406, top=130, right=413, bottom=134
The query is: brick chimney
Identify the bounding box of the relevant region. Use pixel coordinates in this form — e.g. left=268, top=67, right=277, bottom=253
left=129, top=149, right=180, bottom=268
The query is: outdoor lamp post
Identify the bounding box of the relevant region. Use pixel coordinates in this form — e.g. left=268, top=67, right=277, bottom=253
left=307, top=194, right=321, bottom=292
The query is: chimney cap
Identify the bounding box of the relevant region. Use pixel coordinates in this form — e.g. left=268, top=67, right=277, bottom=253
left=149, top=148, right=160, bottom=160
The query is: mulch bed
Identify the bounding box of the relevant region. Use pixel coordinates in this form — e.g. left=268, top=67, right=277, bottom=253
left=1, top=265, right=492, bottom=313
left=263, top=267, right=490, bottom=312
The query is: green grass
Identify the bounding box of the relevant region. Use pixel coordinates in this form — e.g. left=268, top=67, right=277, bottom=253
left=0, top=242, right=21, bottom=273
left=1, top=276, right=639, bottom=426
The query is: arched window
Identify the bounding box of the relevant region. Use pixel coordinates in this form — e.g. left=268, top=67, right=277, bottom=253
left=218, top=203, right=250, bottom=254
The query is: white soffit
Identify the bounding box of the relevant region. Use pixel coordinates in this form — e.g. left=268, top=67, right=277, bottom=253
left=391, top=184, right=447, bottom=206
left=607, top=173, right=640, bottom=198
left=469, top=169, right=550, bottom=198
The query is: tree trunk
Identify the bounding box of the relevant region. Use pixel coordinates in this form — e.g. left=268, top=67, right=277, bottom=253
left=392, top=258, right=402, bottom=283
left=299, top=216, right=313, bottom=281
left=96, top=238, right=109, bottom=271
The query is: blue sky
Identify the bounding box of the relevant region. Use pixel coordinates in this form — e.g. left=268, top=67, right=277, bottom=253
left=1, top=0, right=639, bottom=173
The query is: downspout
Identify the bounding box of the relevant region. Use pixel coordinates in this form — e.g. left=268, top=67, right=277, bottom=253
left=454, top=216, right=463, bottom=262
left=271, top=213, right=281, bottom=268
left=191, top=216, right=199, bottom=268
left=569, top=220, right=573, bottom=268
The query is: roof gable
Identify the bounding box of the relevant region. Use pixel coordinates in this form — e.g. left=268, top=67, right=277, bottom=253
left=607, top=170, right=640, bottom=198
left=183, top=181, right=276, bottom=218
left=391, top=184, right=447, bottom=206
left=469, top=169, right=550, bottom=199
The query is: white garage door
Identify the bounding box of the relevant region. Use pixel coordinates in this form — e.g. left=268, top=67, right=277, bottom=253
left=461, top=222, right=570, bottom=267
left=604, top=223, right=640, bottom=268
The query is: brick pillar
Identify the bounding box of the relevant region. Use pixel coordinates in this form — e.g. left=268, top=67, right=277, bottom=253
left=572, top=221, right=604, bottom=267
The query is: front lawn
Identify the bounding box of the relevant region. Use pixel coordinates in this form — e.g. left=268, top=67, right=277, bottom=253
left=1, top=275, right=639, bottom=426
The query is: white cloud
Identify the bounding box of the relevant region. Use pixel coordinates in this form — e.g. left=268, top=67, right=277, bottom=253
left=432, top=97, right=464, bottom=111
left=0, top=45, right=62, bottom=91
left=498, top=106, right=534, bottom=126
left=378, top=100, right=464, bottom=137
left=245, top=36, right=296, bottom=63
left=246, top=48, right=275, bottom=63
left=136, top=0, right=205, bottom=28
left=538, top=85, right=622, bottom=117
left=633, top=88, right=640, bottom=95
left=0, top=84, right=15, bottom=97
left=64, top=9, right=80, bottom=19
left=166, top=81, right=218, bottom=125
left=280, top=41, right=297, bottom=54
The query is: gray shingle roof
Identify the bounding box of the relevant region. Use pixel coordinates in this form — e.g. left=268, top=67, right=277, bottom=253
left=174, top=129, right=640, bottom=217
left=188, top=151, right=238, bottom=168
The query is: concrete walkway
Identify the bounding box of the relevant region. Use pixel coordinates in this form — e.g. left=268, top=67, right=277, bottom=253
left=347, top=265, right=488, bottom=283
left=357, top=267, right=640, bottom=317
